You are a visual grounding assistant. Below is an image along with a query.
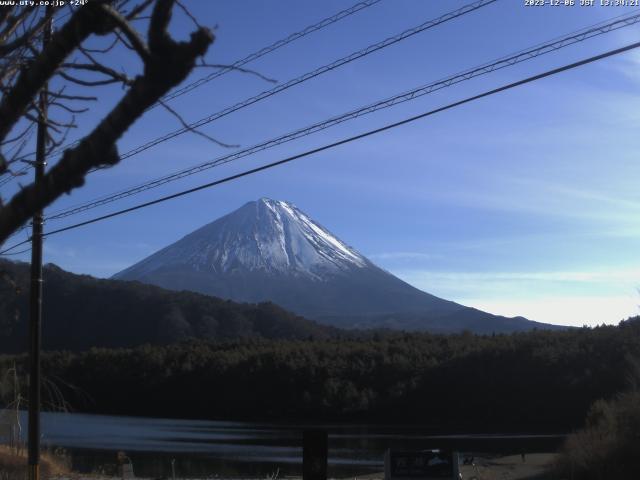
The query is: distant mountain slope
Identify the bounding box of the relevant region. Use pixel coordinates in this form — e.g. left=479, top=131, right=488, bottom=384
left=114, top=198, right=558, bottom=333
left=317, top=309, right=545, bottom=335
left=0, top=259, right=334, bottom=353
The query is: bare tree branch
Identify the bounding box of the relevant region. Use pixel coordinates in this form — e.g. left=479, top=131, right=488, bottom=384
left=1, top=122, right=34, bottom=146
left=176, top=0, right=201, bottom=29
left=4, top=123, right=35, bottom=164
left=0, top=0, right=214, bottom=243
left=100, top=3, right=150, bottom=61
left=81, top=35, right=119, bottom=54
left=60, top=62, right=133, bottom=85
left=57, top=70, right=122, bottom=87
left=113, top=28, right=135, bottom=51
left=0, top=8, right=12, bottom=27
left=46, top=117, right=75, bottom=154
left=47, top=90, right=98, bottom=102
left=125, top=0, right=155, bottom=21
left=158, top=98, right=238, bottom=148
left=50, top=101, right=89, bottom=114
left=197, top=61, right=277, bottom=84
left=0, top=10, right=52, bottom=56
left=0, top=2, right=115, bottom=147
left=0, top=8, right=32, bottom=44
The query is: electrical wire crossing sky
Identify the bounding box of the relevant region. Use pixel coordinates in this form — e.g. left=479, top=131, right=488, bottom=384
left=2, top=0, right=640, bottom=327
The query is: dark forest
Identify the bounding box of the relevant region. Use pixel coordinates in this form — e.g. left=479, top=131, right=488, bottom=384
left=2, top=318, right=639, bottom=433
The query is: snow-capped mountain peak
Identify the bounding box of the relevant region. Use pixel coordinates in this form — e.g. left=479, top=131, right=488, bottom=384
left=257, top=198, right=366, bottom=270
left=115, top=198, right=367, bottom=281
left=113, top=198, right=546, bottom=333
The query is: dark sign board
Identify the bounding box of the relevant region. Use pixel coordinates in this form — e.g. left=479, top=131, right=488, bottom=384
left=384, top=450, right=457, bottom=480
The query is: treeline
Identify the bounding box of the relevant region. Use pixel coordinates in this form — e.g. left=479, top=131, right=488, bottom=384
left=558, top=390, right=640, bottom=479
left=2, top=318, right=640, bottom=433
left=0, top=259, right=335, bottom=352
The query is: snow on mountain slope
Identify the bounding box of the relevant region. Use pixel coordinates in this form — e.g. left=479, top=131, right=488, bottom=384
left=114, top=198, right=552, bottom=333
left=115, top=198, right=367, bottom=281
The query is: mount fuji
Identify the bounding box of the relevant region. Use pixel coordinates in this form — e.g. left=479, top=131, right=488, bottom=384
left=113, top=198, right=555, bottom=333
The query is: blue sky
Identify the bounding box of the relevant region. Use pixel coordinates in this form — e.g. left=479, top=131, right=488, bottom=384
left=4, top=0, right=640, bottom=327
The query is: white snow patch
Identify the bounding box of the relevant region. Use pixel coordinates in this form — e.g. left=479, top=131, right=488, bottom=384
left=117, top=198, right=368, bottom=281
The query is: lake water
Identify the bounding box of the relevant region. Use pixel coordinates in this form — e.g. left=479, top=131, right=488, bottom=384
left=14, top=411, right=563, bottom=478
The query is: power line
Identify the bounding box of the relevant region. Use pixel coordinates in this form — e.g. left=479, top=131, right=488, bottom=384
left=0, top=246, right=31, bottom=256
left=0, top=239, right=30, bottom=255
left=31, top=0, right=498, bottom=171
left=35, top=39, right=640, bottom=240
left=0, top=165, right=31, bottom=188
left=3, top=224, right=30, bottom=243
left=0, top=7, right=81, bottom=184
left=0, top=222, right=31, bottom=254
left=109, top=0, right=498, bottom=163
left=45, top=0, right=502, bottom=218
left=4, top=0, right=384, bottom=172
left=44, top=10, right=640, bottom=221
left=155, top=0, right=385, bottom=106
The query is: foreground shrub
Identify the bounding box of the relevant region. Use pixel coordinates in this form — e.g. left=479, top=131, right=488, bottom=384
left=0, top=445, right=69, bottom=480
left=557, top=391, right=640, bottom=479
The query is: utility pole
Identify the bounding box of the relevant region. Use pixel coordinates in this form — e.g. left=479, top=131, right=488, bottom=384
left=28, top=8, right=52, bottom=480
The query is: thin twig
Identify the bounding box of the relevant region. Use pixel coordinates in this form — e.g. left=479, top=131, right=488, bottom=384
left=176, top=0, right=201, bottom=29
left=197, top=61, right=277, bottom=84
left=58, top=70, right=122, bottom=87
left=125, top=0, right=155, bottom=20
left=100, top=3, right=150, bottom=61
left=158, top=98, right=238, bottom=149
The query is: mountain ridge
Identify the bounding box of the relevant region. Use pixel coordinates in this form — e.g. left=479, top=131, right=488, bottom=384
left=115, top=198, right=369, bottom=281
left=0, top=259, right=336, bottom=353
left=114, top=198, right=559, bottom=333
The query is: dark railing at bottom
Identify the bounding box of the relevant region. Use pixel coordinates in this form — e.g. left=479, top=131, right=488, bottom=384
left=301, top=430, right=566, bottom=480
